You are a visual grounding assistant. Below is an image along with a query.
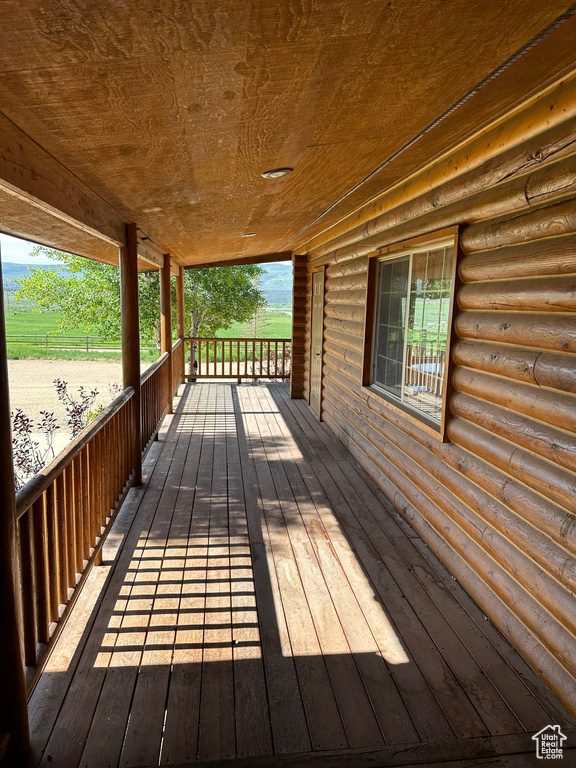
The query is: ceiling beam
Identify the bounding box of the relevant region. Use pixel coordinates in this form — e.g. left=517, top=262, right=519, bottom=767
left=136, top=230, right=164, bottom=269
left=0, top=123, right=128, bottom=247
left=185, top=252, right=292, bottom=270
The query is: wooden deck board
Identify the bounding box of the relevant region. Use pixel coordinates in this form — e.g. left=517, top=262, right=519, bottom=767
left=29, top=382, right=575, bottom=768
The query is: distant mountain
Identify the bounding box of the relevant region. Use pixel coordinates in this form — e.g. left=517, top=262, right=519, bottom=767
left=259, top=262, right=292, bottom=304
left=2, top=262, right=68, bottom=289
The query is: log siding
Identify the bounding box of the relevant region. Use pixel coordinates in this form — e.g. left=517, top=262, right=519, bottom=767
left=300, top=93, right=576, bottom=714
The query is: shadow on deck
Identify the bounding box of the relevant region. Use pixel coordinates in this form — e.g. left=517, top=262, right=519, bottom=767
left=28, top=382, right=575, bottom=768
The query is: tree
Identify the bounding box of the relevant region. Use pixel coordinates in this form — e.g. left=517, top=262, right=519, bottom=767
left=17, top=247, right=266, bottom=344
left=184, top=265, right=265, bottom=337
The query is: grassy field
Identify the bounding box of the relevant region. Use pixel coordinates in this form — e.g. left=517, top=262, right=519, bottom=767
left=215, top=309, right=292, bottom=339
left=4, top=309, right=87, bottom=336
left=4, top=307, right=292, bottom=360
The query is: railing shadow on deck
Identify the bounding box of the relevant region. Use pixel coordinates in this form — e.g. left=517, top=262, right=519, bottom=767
left=27, top=381, right=575, bottom=768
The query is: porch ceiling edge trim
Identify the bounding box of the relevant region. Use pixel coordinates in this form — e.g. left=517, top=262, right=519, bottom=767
left=0, top=118, right=168, bottom=268
left=184, top=252, right=293, bottom=269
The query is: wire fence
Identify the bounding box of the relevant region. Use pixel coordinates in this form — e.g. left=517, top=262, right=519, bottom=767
left=6, top=334, right=122, bottom=351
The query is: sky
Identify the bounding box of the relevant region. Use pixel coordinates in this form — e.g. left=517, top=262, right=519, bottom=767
left=0, top=233, right=53, bottom=264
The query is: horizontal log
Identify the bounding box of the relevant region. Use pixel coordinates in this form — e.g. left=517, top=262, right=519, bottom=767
left=326, top=255, right=368, bottom=279
left=458, top=274, right=576, bottom=312
left=324, top=288, right=366, bottom=306
left=323, top=383, right=576, bottom=601
left=325, top=272, right=368, bottom=292
left=459, top=233, right=576, bottom=282
left=324, top=328, right=364, bottom=354
left=308, top=112, right=576, bottom=262
left=452, top=340, right=539, bottom=385
left=451, top=391, right=576, bottom=474
left=324, top=316, right=364, bottom=338
left=455, top=310, right=576, bottom=353
left=323, top=353, right=361, bottom=384
left=322, top=400, right=576, bottom=681
left=453, top=367, right=576, bottom=433
left=447, top=417, right=576, bottom=514
left=303, top=85, right=576, bottom=258
left=535, top=351, right=576, bottom=394
left=324, top=340, right=363, bottom=369
left=460, top=198, right=576, bottom=254
left=323, top=368, right=576, bottom=551
left=324, top=303, right=366, bottom=323
left=526, top=153, right=576, bottom=205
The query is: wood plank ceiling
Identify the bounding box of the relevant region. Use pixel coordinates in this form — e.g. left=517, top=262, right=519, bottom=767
left=0, top=0, right=575, bottom=267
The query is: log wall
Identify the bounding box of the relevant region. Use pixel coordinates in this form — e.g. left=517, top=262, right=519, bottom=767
left=300, top=94, right=576, bottom=714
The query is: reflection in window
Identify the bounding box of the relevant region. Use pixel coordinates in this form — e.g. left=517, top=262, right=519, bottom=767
left=371, top=242, right=453, bottom=427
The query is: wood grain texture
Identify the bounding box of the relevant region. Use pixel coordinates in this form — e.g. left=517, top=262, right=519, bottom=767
left=0, top=2, right=575, bottom=264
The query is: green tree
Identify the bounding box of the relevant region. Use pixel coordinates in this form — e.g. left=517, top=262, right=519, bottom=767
left=17, top=247, right=266, bottom=345
left=184, top=265, right=265, bottom=338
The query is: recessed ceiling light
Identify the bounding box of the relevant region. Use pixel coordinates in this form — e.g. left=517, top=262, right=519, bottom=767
left=261, top=168, right=293, bottom=179
left=241, top=233, right=256, bottom=237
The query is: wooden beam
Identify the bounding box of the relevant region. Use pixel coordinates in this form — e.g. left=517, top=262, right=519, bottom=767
left=160, top=254, right=173, bottom=414
left=176, top=266, right=185, bottom=340
left=0, top=124, right=127, bottom=247
left=136, top=231, right=164, bottom=269
left=185, top=252, right=292, bottom=270
left=0, top=253, right=30, bottom=761
left=120, top=223, right=142, bottom=486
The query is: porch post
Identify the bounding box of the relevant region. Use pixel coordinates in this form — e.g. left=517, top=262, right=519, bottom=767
left=176, top=266, right=185, bottom=341
left=0, top=255, right=30, bottom=760
left=290, top=254, right=307, bottom=398
left=160, top=253, right=173, bottom=413
left=120, top=223, right=142, bottom=486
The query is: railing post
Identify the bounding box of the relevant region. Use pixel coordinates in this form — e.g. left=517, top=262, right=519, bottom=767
left=290, top=254, right=307, bottom=398
left=160, top=253, right=173, bottom=413
left=0, top=255, right=30, bottom=761
left=120, top=223, right=142, bottom=486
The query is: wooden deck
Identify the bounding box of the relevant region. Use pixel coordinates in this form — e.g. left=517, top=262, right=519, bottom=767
left=28, top=382, right=575, bottom=768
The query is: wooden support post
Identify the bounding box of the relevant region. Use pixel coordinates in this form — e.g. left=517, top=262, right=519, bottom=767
left=0, top=254, right=30, bottom=761
left=290, top=254, right=307, bottom=399
left=160, top=253, right=173, bottom=413
left=176, top=266, right=185, bottom=340
left=120, top=223, right=142, bottom=486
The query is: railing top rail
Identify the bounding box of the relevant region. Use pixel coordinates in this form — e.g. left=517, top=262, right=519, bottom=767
left=172, top=337, right=183, bottom=348
left=140, top=351, right=169, bottom=384
left=184, top=337, right=291, bottom=343
left=15, top=386, right=135, bottom=519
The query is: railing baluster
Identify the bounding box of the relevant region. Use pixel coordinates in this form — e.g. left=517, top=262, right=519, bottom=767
left=55, top=473, right=68, bottom=605
left=19, top=510, right=37, bottom=665
left=73, top=456, right=83, bottom=573
left=32, top=498, right=49, bottom=644
left=64, top=465, right=76, bottom=588
left=45, top=485, right=59, bottom=622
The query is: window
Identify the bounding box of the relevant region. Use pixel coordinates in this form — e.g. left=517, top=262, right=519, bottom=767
left=364, top=229, right=457, bottom=437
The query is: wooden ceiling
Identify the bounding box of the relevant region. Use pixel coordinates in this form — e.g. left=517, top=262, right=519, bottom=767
left=0, top=0, right=575, bottom=267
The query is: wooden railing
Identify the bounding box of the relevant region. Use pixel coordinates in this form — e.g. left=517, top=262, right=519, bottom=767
left=172, top=337, right=185, bottom=391
left=184, top=337, right=291, bottom=380
left=405, top=344, right=446, bottom=396
left=141, top=351, right=171, bottom=456
left=15, top=387, right=136, bottom=692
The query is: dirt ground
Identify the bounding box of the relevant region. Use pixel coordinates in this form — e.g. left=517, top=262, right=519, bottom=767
left=8, top=358, right=150, bottom=453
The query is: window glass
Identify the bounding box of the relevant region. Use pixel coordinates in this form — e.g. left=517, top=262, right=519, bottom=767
left=371, top=242, right=453, bottom=428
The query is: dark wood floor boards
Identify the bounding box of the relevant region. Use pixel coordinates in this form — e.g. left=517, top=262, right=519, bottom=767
left=251, top=385, right=421, bottom=746
left=224, top=385, right=274, bottom=759
left=270, top=384, right=558, bottom=734
left=238, top=384, right=349, bottom=752
left=231, top=387, right=312, bottom=756
left=160, top=382, right=213, bottom=765
left=257, top=385, right=453, bottom=744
